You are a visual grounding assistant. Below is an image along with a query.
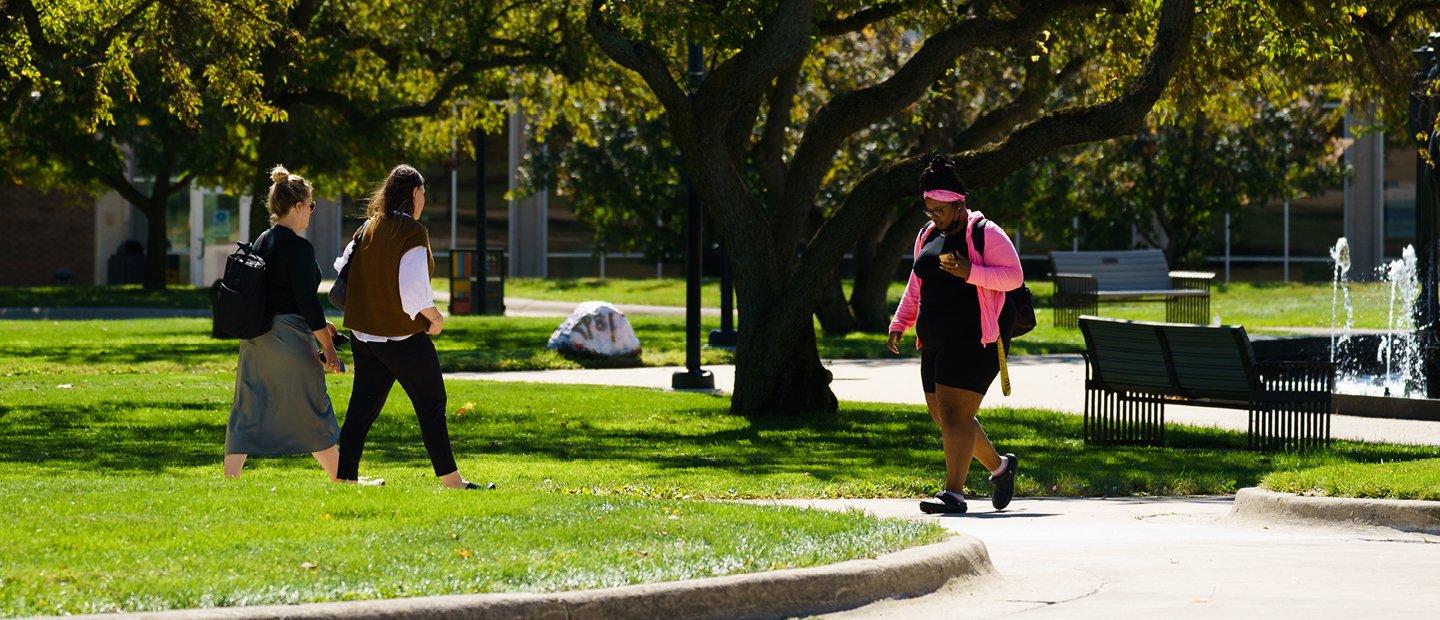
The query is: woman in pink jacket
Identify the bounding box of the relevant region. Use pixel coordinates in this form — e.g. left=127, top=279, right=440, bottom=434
left=886, top=154, right=1023, bottom=515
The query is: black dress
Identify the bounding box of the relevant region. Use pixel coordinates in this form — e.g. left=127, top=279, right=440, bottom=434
left=913, top=225, right=1000, bottom=394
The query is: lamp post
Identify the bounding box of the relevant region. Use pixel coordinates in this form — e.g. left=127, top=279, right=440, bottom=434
left=1411, top=32, right=1440, bottom=396
left=707, top=243, right=738, bottom=347
left=673, top=42, right=716, bottom=390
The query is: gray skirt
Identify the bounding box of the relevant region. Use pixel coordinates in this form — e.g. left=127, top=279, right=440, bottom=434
left=226, top=314, right=340, bottom=455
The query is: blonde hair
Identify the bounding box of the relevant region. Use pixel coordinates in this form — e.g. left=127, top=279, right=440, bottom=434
left=266, top=164, right=313, bottom=225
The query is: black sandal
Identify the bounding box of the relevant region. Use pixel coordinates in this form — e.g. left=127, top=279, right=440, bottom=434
left=991, top=453, right=1018, bottom=510
left=919, top=491, right=967, bottom=514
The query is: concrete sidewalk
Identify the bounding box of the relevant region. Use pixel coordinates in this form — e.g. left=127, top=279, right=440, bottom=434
left=776, top=497, right=1440, bottom=618
left=449, top=356, right=1440, bottom=445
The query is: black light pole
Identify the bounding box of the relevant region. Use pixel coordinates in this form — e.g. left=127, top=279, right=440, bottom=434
left=674, top=43, right=715, bottom=390
left=1413, top=33, right=1440, bottom=396
left=707, top=244, right=738, bottom=347
left=473, top=128, right=489, bottom=316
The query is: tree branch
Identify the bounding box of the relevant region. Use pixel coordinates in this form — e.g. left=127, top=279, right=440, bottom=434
left=952, top=53, right=1086, bottom=151
left=958, top=0, right=1193, bottom=184
left=693, top=0, right=815, bottom=125
left=586, top=0, right=690, bottom=118
left=1383, top=1, right=1440, bottom=37
left=12, top=0, right=56, bottom=64
left=87, top=0, right=160, bottom=60
left=816, top=3, right=908, bottom=36
left=782, top=0, right=1194, bottom=326
left=369, top=55, right=548, bottom=124
left=773, top=0, right=1112, bottom=258
left=753, top=59, right=802, bottom=198
left=280, top=54, right=547, bottom=127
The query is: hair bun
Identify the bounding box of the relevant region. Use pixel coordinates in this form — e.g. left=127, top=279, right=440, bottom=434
left=924, top=152, right=953, bottom=172
left=269, top=165, right=291, bottom=184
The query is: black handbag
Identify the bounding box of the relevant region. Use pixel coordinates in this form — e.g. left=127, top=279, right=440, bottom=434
left=328, top=221, right=368, bottom=311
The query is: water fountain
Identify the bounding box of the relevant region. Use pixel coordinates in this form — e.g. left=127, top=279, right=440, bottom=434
left=1248, top=35, right=1440, bottom=421
left=1250, top=240, right=1440, bottom=421
left=1328, top=240, right=1425, bottom=398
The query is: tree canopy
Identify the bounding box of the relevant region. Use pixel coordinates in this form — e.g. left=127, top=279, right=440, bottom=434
left=584, top=0, right=1440, bottom=417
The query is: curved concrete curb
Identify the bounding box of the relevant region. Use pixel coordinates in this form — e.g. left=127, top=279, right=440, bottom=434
left=67, top=535, right=992, bottom=620
left=1232, top=487, right=1440, bottom=535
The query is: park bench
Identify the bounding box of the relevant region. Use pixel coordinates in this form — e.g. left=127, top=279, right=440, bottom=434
left=1049, top=249, right=1214, bottom=327
left=1079, top=316, right=1335, bottom=451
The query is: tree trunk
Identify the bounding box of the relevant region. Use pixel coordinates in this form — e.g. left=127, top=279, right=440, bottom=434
left=814, top=267, right=856, bottom=335
left=732, top=295, right=838, bottom=418
left=141, top=205, right=169, bottom=290
left=851, top=207, right=927, bottom=332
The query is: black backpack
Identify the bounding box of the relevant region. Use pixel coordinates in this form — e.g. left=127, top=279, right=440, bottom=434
left=214, top=232, right=272, bottom=339
left=971, top=217, right=1036, bottom=341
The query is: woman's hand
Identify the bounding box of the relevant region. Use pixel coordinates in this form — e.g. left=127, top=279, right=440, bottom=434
left=421, top=307, right=444, bottom=336
left=886, top=331, right=904, bottom=355
left=939, top=251, right=972, bottom=279
left=325, top=321, right=339, bottom=338
left=320, top=344, right=341, bottom=373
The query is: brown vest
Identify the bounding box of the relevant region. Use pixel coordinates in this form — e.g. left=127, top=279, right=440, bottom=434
left=343, top=215, right=434, bottom=337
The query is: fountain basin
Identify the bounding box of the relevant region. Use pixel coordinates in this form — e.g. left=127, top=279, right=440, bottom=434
left=1252, top=334, right=1440, bottom=422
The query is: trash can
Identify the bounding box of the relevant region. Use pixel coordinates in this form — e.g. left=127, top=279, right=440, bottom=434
left=106, top=241, right=145, bottom=285
left=450, top=248, right=506, bottom=315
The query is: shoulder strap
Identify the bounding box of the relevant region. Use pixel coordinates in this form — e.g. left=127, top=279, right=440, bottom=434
left=337, top=220, right=368, bottom=279
left=971, top=216, right=987, bottom=256
left=921, top=221, right=942, bottom=246
left=252, top=229, right=273, bottom=259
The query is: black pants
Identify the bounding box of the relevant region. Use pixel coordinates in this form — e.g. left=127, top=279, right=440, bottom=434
left=337, top=333, right=458, bottom=479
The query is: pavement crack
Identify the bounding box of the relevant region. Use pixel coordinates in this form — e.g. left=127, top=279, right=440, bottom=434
left=1005, top=570, right=1108, bottom=617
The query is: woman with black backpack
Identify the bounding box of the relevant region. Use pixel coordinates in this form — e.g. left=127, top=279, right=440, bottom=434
left=224, top=165, right=344, bottom=481
left=886, top=154, right=1023, bottom=515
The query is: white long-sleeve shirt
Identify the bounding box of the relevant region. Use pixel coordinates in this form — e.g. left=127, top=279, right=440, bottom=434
left=334, top=243, right=436, bottom=342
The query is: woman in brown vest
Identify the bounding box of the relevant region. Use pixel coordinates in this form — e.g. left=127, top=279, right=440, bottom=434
left=334, top=164, right=482, bottom=489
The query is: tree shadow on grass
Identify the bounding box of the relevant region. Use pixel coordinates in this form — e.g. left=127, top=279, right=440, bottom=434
left=5, top=343, right=234, bottom=370
left=5, top=393, right=1438, bottom=496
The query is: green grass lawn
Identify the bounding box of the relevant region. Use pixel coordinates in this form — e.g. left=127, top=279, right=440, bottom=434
left=0, top=365, right=945, bottom=615
left=3, top=278, right=1403, bottom=332
left=4, top=302, right=1440, bottom=615
left=1262, top=457, right=1440, bottom=500
left=0, top=296, right=1378, bottom=381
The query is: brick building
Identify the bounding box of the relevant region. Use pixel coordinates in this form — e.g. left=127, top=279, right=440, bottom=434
left=0, top=184, right=95, bottom=286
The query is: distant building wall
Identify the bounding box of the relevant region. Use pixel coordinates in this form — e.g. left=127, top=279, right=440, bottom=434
left=0, top=184, right=95, bottom=286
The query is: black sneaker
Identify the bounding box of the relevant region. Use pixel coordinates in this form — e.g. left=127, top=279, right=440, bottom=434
left=991, top=453, right=1018, bottom=510
left=919, top=491, right=967, bottom=514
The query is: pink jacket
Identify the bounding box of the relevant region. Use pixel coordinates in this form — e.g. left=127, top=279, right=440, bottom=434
left=889, top=210, right=1025, bottom=347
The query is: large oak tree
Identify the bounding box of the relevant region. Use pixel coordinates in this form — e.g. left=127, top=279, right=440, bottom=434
left=585, top=0, right=1440, bottom=418
left=588, top=0, right=1198, bottom=417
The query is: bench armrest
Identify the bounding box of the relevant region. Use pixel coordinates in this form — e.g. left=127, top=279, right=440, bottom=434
left=1170, top=270, right=1215, bottom=292
left=1254, top=361, right=1336, bottom=396
left=1169, top=270, right=1215, bottom=280
left=1053, top=273, right=1098, bottom=296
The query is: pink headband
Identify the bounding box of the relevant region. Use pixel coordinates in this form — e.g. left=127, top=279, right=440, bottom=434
left=923, top=189, right=966, bottom=203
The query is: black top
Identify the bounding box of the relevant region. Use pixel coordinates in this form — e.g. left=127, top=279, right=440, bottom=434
left=914, top=225, right=981, bottom=348
left=256, top=225, right=327, bottom=331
